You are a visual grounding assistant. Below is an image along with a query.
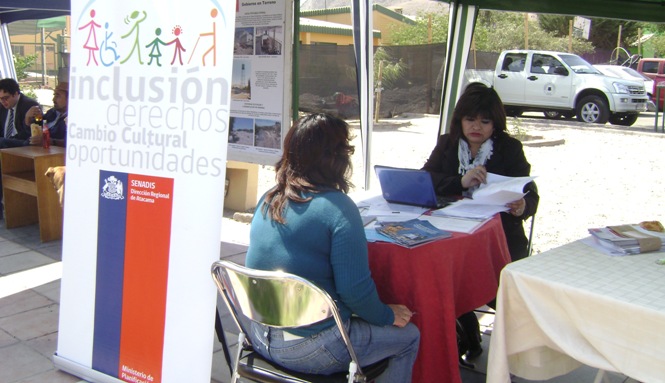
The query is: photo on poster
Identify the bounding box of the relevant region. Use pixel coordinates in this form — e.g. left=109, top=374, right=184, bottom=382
left=228, top=116, right=255, bottom=145
left=254, top=118, right=281, bottom=149
left=234, top=27, right=254, bottom=55
left=255, top=26, right=283, bottom=55
left=232, top=58, right=252, bottom=100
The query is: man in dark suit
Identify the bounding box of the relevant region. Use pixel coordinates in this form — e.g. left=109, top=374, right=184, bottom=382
left=0, top=78, right=39, bottom=219
left=24, top=81, right=68, bottom=147
left=0, top=78, right=40, bottom=148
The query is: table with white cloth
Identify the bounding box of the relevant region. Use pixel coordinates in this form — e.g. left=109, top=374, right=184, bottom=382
left=487, top=239, right=665, bottom=383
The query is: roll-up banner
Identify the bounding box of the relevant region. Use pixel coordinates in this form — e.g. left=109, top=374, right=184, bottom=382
left=54, top=1, right=236, bottom=382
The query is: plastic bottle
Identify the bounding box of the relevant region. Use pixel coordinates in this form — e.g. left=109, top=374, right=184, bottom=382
left=42, top=120, right=50, bottom=149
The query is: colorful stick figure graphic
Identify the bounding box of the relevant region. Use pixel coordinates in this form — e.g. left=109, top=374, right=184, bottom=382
left=167, top=25, right=186, bottom=66
left=100, top=22, right=120, bottom=67
left=79, top=9, right=101, bottom=66
left=119, top=10, right=148, bottom=65
left=188, top=8, right=218, bottom=66
left=146, top=28, right=168, bottom=66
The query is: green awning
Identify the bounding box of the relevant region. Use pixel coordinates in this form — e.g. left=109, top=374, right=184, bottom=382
left=36, top=16, right=66, bottom=29
left=437, top=0, right=665, bottom=23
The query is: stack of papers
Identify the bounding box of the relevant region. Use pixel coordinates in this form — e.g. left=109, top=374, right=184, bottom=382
left=431, top=173, right=535, bottom=219
left=588, top=223, right=665, bottom=255
left=375, top=219, right=452, bottom=248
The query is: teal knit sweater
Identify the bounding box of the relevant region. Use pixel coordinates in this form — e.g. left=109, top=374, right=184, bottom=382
left=246, top=190, right=394, bottom=336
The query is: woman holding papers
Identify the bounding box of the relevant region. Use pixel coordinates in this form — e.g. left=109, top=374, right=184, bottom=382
left=246, top=113, right=420, bottom=382
left=422, top=84, right=539, bottom=361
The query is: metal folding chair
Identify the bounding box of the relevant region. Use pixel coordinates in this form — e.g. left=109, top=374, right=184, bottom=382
left=211, top=260, right=388, bottom=383
left=526, top=213, right=536, bottom=257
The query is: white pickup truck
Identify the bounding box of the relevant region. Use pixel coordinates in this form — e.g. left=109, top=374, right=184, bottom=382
left=465, top=50, right=649, bottom=126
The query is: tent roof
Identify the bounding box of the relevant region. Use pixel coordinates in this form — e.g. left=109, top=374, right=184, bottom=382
left=0, top=0, right=69, bottom=24
left=441, top=0, right=665, bottom=23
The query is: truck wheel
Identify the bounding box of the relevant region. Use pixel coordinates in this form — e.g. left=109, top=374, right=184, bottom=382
left=543, top=111, right=562, bottom=119
left=576, top=96, right=609, bottom=124
left=608, top=114, right=639, bottom=126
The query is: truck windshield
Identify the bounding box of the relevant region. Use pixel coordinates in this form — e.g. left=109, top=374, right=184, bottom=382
left=560, top=54, right=601, bottom=74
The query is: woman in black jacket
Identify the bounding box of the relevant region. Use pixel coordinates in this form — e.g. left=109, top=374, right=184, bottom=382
left=422, top=84, right=539, bottom=361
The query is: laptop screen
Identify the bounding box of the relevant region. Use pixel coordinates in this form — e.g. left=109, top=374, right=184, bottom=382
left=374, top=165, right=441, bottom=208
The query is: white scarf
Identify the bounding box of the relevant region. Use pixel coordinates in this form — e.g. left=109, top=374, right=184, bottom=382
left=458, top=138, right=494, bottom=195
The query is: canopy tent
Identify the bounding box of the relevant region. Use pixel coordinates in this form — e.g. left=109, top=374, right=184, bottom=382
left=348, top=0, right=664, bottom=189
left=0, top=1, right=70, bottom=24
left=436, top=0, right=665, bottom=136
left=1, top=0, right=662, bottom=183
left=0, top=0, right=70, bottom=80
left=449, top=0, right=665, bottom=23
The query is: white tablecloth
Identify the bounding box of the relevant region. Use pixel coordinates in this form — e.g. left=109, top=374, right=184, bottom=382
left=487, top=240, right=665, bottom=383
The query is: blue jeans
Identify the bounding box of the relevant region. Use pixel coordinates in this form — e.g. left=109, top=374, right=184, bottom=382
left=248, top=318, right=420, bottom=383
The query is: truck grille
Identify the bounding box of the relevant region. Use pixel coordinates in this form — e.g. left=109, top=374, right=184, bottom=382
left=628, top=85, right=645, bottom=95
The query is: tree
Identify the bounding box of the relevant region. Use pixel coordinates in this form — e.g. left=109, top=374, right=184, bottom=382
left=587, top=18, right=640, bottom=51
left=538, top=14, right=574, bottom=37
left=13, top=54, right=37, bottom=80
left=474, top=11, right=594, bottom=54
left=373, top=47, right=406, bottom=121
left=388, top=12, right=448, bottom=45
left=650, top=34, right=665, bottom=57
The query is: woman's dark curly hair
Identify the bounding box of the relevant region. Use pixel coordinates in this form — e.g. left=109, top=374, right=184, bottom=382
left=263, top=113, right=355, bottom=223
left=449, top=83, right=508, bottom=144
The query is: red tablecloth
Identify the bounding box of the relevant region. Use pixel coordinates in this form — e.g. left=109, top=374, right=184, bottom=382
left=367, top=215, right=511, bottom=383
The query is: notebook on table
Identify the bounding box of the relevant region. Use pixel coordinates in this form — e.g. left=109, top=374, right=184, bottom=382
left=374, top=165, right=454, bottom=209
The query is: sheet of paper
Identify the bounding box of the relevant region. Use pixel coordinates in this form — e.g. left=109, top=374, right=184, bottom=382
left=365, top=200, right=428, bottom=217
left=471, top=173, right=536, bottom=205
left=432, top=201, right=508, bottom=219
left=420, top=215, right=491, bottom=234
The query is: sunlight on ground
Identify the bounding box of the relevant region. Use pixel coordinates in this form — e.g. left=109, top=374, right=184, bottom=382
left=0, top=262, right=62, bottom=299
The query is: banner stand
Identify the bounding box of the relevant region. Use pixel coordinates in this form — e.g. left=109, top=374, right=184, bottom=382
left=54, top=355, right=124, bottom=383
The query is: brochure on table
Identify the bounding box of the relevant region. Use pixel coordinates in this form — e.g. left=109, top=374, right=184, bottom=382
left=587, top=223, right=665, bottom=255
left=375, top=219, right=452, bottom=248
left=357, top=193, right=491, bottom=235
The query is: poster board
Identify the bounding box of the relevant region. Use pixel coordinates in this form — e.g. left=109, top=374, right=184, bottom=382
left=226, top=0, right=292, bottom=166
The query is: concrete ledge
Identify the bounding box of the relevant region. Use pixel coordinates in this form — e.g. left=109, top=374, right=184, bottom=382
left=523, top=138, right=566, bottom=147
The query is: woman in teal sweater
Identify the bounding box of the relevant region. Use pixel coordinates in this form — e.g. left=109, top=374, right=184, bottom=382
left=246, top=113, right=420, bottom=382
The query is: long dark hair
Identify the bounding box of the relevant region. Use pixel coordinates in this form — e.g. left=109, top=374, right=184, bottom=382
left=449, top=84, right=508, bottom=144
left=263, top=113, right=355, bottom=223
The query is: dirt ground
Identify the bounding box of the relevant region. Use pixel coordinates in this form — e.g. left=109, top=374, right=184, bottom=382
left=246, top=112, right=665, bottom=255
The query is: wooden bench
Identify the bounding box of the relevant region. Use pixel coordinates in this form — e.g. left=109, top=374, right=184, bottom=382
left=1, top=146, right=65, bottom=242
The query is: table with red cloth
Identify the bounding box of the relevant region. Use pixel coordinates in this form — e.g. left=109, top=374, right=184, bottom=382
left=367, top=215, right=511, bottom=383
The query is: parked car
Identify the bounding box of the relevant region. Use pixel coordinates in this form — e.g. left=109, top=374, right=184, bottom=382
left=594, top=64, right=657, bottom=112
left=636, top=58, right=665, bottom=110
left=464, top=50, right=649, bottom=126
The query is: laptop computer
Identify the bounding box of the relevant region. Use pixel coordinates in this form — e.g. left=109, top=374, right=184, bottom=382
left=374, top=165, right=454, bottom=208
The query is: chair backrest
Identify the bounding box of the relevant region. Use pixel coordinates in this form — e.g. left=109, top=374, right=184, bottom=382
left=211, top=260, right=365, bottom=379
left=211, top=260, right=335, bottom=328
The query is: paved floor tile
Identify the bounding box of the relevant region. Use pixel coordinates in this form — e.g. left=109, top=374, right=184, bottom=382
left=25, top=331, right=59, bottom=359
left=10, top=368, right=83, bottom=383
left=0, top=343, right=54, bottom=383
left=33, top=280, right=62, bottom=303
left=0, top=327, right=18, bottom=348
left=0, top=251, right=55, bottom=275
left=0, top=240, right=30, bottom=258
left=0, top=289, right=54, bottom=318
left=0, top=304, right=59, bottom=341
